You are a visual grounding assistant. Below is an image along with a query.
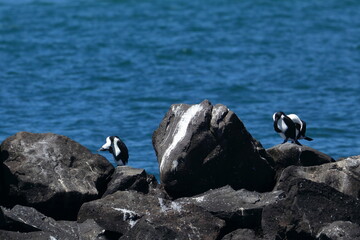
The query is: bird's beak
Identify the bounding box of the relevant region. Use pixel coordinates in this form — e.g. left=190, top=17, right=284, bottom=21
left=97, top=148, right=105, bottom=152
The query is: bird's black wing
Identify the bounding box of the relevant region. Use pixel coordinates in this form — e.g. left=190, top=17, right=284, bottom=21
left=273, top=117, right=282, bottom=133
left=283, top=115, right=296, bottom=139
left=300, top=120, right=307, bottom=136
left=301, top=120, right=313, bottom=141
left=116, top=137, right=129, bottom=165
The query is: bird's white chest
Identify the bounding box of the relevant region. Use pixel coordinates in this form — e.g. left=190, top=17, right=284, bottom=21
left=277, top=118, right=288, bottom=132
left=276, top=118, right=288, bottom=140
left=112, top=139, right=121, bottom=158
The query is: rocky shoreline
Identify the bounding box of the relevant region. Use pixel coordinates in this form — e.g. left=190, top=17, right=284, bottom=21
left=1, top=100, right=359, bottom=239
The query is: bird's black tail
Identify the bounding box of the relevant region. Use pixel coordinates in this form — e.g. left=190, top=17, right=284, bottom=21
left=304, top=136, right=313, bottom=141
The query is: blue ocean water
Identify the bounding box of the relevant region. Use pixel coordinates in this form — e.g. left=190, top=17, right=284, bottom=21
left=0, top=0, right=359, bottom=179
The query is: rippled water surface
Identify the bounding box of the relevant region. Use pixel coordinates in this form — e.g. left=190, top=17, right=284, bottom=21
left=1, top=0, right=359, bottom=178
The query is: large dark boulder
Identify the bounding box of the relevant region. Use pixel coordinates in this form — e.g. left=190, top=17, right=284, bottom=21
left=275, top=155, right=360, bottom=198
left=267, top=143, right=335, bottom=179
left=0, top=230, right=52, bottom=240
left=78, top=190, right=225, bottom=239
left=262, top=179, right=360, bottom=239
left=118, top=218, right=179, bottom=240
left=222, top=228, right=263, bottom=240
left=1, top=205, right=106, bottom=239
left=0, top=132, right=114, bottom=220
left=316, top=221, right=360, bottom=240
left=120, top=204, right=225, bottom=240
left=78, top=190, right=160, bottom=235
left=103, top=166, right=158, bottom=197
left=152, top=100, right=275, bottom=198
left=176, top=185, right=284, bottom=232
left=0, top=208, right=5, bottom=229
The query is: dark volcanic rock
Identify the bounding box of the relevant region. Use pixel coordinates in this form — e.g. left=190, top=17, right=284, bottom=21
left=262, top=179, right=360, bottom=239
left=1, top=206, right=39, bottom=233
left=152, top=100, right=275, bottom=198
left=118, top=218, right=179, bottom=240
left=0, top=132, right=114, bottom=220
left=78, top=190, right=225, bottom=239
left=0, top=208, right=5, bottom=229
left=120, top=204, right=225, bottom=240
left=275, top=155, right=360, bottom=198
left=56, top=219, right=107, bottom=240
left=76, top=219, right=107, bottom=240
left=78, top=190, right=159, bottom=234
left=1, top=205, right=106, bottom=239
left=103, top=166, right=158, bottom=197
left=267, top=143, right=335, bottom=178
left=177, top=185, right=285, bottom=231
left=0, top=230, right=52, bottom=240
left=316, top=221, right=360, bottom=240
left=222, top=228, right=263, bottom=240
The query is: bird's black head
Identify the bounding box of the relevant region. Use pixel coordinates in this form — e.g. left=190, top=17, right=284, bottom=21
left=98, top=136, right=128, bottom=165
left=98, top=136, right=114, bottom=153
left=273, top=112, right=285, bottom=121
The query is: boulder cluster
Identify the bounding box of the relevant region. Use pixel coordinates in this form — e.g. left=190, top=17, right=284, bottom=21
left=0, top=100, right=359, bottom=240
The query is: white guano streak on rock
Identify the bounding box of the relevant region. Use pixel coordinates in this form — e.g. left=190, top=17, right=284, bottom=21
left=58, top=178, right=68, bottom=191
left=86, top=162, right=95, bottom=173
left=158, top=198, right=182, bottom=213
left=112, top=207, right=139, bottom=228
left=298, top=147, right=302, bottom=162
left=171, top=160, right=178, bottom=172
left=161, top=105, right=186, bottom=147
left=54, top=165, right=69, bottom=192
left=193, top=196, right=205, bottom=203
left=211, top=106, right=227, bottom=121
left=160, top=104, right=204, bottom=172
left=171, top=105, right=184, bottom=117
left=239, top=207, right=245, bottom=216
left=158, top=198, right=168, bottom=213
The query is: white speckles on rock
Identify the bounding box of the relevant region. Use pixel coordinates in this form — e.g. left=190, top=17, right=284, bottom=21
left=170, top=202, right=182, bottom=213
left=171, top=105, right=186, bottom=117
left=211, top=105, right=228, bottom=126
left=171, top=160, right=178, bottom=172
left=188, top=222, right=201, bottom=239
left=193, top=196, right=205, bottom=203
left=341, top=156, right=360, bottom=167
left=0, top=132, right=114, bottom=220
left=158, top=197, right=168, bottom=212
left=316, top=221, right=360, bottom=240
left=274, top=154, right=360, bottom=198
left=78, top=190, right=225, bottom=239
left=158, top=198, right=182, bottom=213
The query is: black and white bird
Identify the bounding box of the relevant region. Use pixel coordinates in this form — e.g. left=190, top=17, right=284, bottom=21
left=273, top=112, right=313, bottom=145
left=273, top=112, right=300, bottom=145
left=287, top=114, right=313, bottom=142
left=98, top=136, right=129, bottom=166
